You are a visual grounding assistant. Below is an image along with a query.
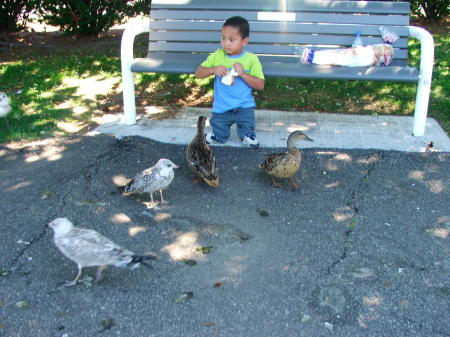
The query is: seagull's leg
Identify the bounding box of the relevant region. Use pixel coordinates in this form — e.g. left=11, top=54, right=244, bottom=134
left=159, top=189, right=168, bottom=205
left=289, top=177, right=299, bottom=190
left=95, top=265, right=107, bottom=283
left=63, top=265, right=82, bottom=287
left=271, top=176, right=283, bottom=188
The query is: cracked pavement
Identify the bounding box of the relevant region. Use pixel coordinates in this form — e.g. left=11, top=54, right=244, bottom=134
left=0, top=134, right=449, bottom=337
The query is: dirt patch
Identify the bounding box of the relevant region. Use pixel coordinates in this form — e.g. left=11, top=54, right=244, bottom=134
left=0, top=29, right=129, bottom=62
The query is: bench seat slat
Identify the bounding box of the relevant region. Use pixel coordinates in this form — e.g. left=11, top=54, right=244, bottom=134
left=138, top=53, right=408, bottom=66
left=131, top=55, right=417, bottom=82
left=146, top=43, right=409, bottom=60
left=151, top=10, right=409, bottom=26
left=151, top=0, right=410, bottom=14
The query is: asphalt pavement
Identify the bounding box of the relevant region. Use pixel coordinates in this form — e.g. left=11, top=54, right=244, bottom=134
left=0, top=113, right=449, bottom=337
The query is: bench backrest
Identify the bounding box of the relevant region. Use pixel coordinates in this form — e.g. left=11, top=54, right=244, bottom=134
left=148, top=0, right=410, bottom=65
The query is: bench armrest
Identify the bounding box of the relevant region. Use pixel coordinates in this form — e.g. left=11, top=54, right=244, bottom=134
left=408, top=26, right=434, bottom=136
left=121, top=18, right=151, bottom=125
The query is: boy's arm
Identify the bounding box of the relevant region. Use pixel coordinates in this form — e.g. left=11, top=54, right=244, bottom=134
left=238, top=72, right=265, bottom=90
left=233, top=63, right=265, bottom=90
left=195, top=65, right=228, bottom=78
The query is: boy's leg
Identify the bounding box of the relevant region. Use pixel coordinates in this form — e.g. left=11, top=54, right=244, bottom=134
left=209, top=111, right=232, bottom=143
left=236, top=107, right=259, bottom=149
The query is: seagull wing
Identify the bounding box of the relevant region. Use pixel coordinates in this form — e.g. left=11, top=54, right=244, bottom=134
left=55, top=228, right=133, bottom=268
left=126, top=165, right=161, bottom=192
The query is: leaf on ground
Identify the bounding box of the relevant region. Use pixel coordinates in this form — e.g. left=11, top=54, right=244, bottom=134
left=182, top=259, right=197, bottom=266
left=195, top=246, right=212, bottom=254
left=202, top=321, right=217, bottom=330
left=350, top=267, right=375, bottom=279
left=99, top=318, right=115, bottom=332
left=256, top=209, right=269, bottom=217
left=174, top=291, right=193, bottom=303
left=41, top=191, right=53, bottom=199
left=0, top=270, right=11, bottom=277
left=15, top=301, right=30, bottom=308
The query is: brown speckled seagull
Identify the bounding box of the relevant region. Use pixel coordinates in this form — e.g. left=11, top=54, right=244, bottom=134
left=48, top=217, right=156, bottom=286
left=124, top=158, right=178, bottom=204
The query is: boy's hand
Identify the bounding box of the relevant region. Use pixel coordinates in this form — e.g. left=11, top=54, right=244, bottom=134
left=233, top=63, right=245, bottom=76
left=214, top=66, right=228, bottom=77
left=232, top=62, right=265, bottom=90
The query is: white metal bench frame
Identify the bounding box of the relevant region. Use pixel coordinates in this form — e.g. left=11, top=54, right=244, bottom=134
left=120, top=1, right=434, bottom=137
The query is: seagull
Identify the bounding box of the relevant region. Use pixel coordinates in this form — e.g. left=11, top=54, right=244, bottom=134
left=124, top=158, right=179, bottom=204
left=48, top=217, right=156, bottom=286
left=0, top=92, right=11, bottom=127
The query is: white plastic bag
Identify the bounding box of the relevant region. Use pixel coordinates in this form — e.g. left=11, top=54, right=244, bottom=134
left=379, top=26, right=399, bottom=44
left=221, top=69, right=239, bottom=85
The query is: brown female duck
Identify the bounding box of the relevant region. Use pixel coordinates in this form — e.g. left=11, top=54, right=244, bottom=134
left=186, top=116, right=220, bottom=187
left=259, top=130, right=313, bottom=189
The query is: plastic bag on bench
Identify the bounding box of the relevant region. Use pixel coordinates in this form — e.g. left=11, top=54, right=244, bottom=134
left=295, top=44, right=394, bottom=67
left=379, top=26, right=399, bottom=44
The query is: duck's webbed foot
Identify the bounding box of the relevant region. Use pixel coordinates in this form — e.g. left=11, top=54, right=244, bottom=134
left=271, top=177, right=283, bottom=188
left=192, top=176, right=202, bottom=184
left=289, top=177, right=299, bottom=190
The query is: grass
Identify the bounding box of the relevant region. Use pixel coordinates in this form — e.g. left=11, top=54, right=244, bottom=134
left=0, top=22, right=448, bottom=144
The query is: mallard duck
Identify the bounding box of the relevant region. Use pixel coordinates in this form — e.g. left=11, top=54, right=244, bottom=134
left=124, top=158, right=179, bottom=204
left=186, top=116, right=220, bottom=187
left=259, top=130, right=313, bottom=189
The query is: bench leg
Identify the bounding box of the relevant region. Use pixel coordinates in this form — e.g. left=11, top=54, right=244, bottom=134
left=409, top=26, right=434, bottom=137
left=413, top=76, right=431, bottom=137
left=120, top=18, right=151, bottom=126
left=122, top=67, right=137, bottom=125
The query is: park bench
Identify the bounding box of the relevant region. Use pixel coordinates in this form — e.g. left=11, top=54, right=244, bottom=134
left=120, top=0, right=434, bottom=136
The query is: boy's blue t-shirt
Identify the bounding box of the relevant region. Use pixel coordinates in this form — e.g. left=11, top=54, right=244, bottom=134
left=201, top=49, right=264, bottom=113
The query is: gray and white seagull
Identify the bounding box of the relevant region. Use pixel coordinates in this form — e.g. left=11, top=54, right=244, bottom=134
left=124, top=158, right=179, bottom=204
left=0, top=92, right=12, bottom=127
left=0, top=92, right=11, bottom=118
left=48, top=217, right=155, bottom=286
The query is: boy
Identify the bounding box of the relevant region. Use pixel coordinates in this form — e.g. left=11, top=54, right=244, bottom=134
left=195, top=16, right=265, bottom=149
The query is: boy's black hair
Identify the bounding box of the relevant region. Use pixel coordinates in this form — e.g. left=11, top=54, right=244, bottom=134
left=223, top=16, right=250, bottom=39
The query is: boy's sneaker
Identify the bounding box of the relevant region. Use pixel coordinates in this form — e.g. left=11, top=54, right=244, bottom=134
left=205, top=132, right=220, bottom=144
left=242, top=134, right=260, bottom=149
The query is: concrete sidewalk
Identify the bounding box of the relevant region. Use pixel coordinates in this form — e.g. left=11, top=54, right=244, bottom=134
left=93, top=107, right=450, bottom=152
